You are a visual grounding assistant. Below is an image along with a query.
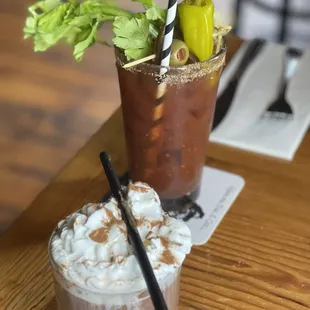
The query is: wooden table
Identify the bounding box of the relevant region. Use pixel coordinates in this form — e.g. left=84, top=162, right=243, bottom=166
left=1, top=37, right=310, bottom=310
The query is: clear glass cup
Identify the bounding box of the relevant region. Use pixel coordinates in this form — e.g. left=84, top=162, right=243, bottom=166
left=48, top=232, right=181, bottom=310
left=116, top=40, right=226, bottom=212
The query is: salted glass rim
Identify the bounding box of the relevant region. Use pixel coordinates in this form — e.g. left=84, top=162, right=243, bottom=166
left=115, top=38, right=227, bottom=73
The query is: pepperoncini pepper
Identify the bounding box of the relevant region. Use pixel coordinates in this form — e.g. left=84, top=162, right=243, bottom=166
left=178, top=0, right=214, bottom=62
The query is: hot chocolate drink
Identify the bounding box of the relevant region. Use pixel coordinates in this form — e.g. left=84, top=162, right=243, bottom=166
left=49, top=182, right=192, bottom=309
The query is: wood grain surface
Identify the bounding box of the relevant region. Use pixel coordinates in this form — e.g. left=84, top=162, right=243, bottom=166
left=1, top=29, right=310, bottom=310
left=0, top=0, right=121, bottom=234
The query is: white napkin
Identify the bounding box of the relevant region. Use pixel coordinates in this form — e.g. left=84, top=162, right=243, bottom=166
left=210, top=41, right=310, bottom=161
left=183, top=166, right=244, bottom=245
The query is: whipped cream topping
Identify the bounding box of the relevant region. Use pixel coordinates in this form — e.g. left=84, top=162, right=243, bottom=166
left=50, top=182, right=192, bottom=297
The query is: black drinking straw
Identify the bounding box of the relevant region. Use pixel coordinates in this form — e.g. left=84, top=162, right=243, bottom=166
left=99, top=152, right=168, bottom=310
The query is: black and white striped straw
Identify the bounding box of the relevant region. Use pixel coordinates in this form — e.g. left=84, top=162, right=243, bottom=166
left=149, top=0, right=178, bottom=142
left=159, top=0, right=178, bottom=75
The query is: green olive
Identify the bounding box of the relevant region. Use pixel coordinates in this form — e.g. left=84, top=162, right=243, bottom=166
left=170, top=39, right=190, bottom=66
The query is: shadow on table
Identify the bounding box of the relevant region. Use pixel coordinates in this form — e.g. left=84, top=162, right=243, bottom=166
left=44, top=297, right=56, bottom=310
left=0, top=174, right=111, bottom=255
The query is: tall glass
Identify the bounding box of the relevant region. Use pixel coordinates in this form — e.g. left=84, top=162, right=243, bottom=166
left=48, top=232, right=181, bottom=310
left=116, top=41, right=226, bottom=211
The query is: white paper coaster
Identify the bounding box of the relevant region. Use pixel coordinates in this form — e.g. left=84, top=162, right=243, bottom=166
left=102, top=168, right=245, bottom=246
left=170, top=166, right=245, bottom=245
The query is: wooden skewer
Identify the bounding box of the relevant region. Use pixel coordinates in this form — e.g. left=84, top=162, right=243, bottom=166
left=213, top=25, right=232, bottom=37
left=213, top=25, right=232, bottom=54
left=123, top=54, right=156, bottom=68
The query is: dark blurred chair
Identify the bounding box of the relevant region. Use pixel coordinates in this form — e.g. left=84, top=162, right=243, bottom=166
left=233, top=0, right=310, bottom=48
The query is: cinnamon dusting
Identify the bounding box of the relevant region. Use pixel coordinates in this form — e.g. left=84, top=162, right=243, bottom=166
left=129, top=183, right=150, bottom=193
left=119, top=227, right=127, bottom=236
left=115, top=257, right=125, bottom=264
left=153, top=264, right=161, bottom=270
left=150, top=220, right=161, bottom=228
left=145, top=231, right=153, bottom=240
left=135, top=217, right=145, bottom=227
left=104, top=208, right=115, bottom=223
left=160, top=238, right=178, bottom=265
left=89, top=212, right=124, bottom=243
left=89, top=227, right=109, bottom=243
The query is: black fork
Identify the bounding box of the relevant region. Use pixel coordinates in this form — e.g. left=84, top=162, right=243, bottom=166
left=261, top=48, right=301, bottom=120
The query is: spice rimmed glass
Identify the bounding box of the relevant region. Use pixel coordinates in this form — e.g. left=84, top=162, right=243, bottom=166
left=116, top=41, right=226, bottom=211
